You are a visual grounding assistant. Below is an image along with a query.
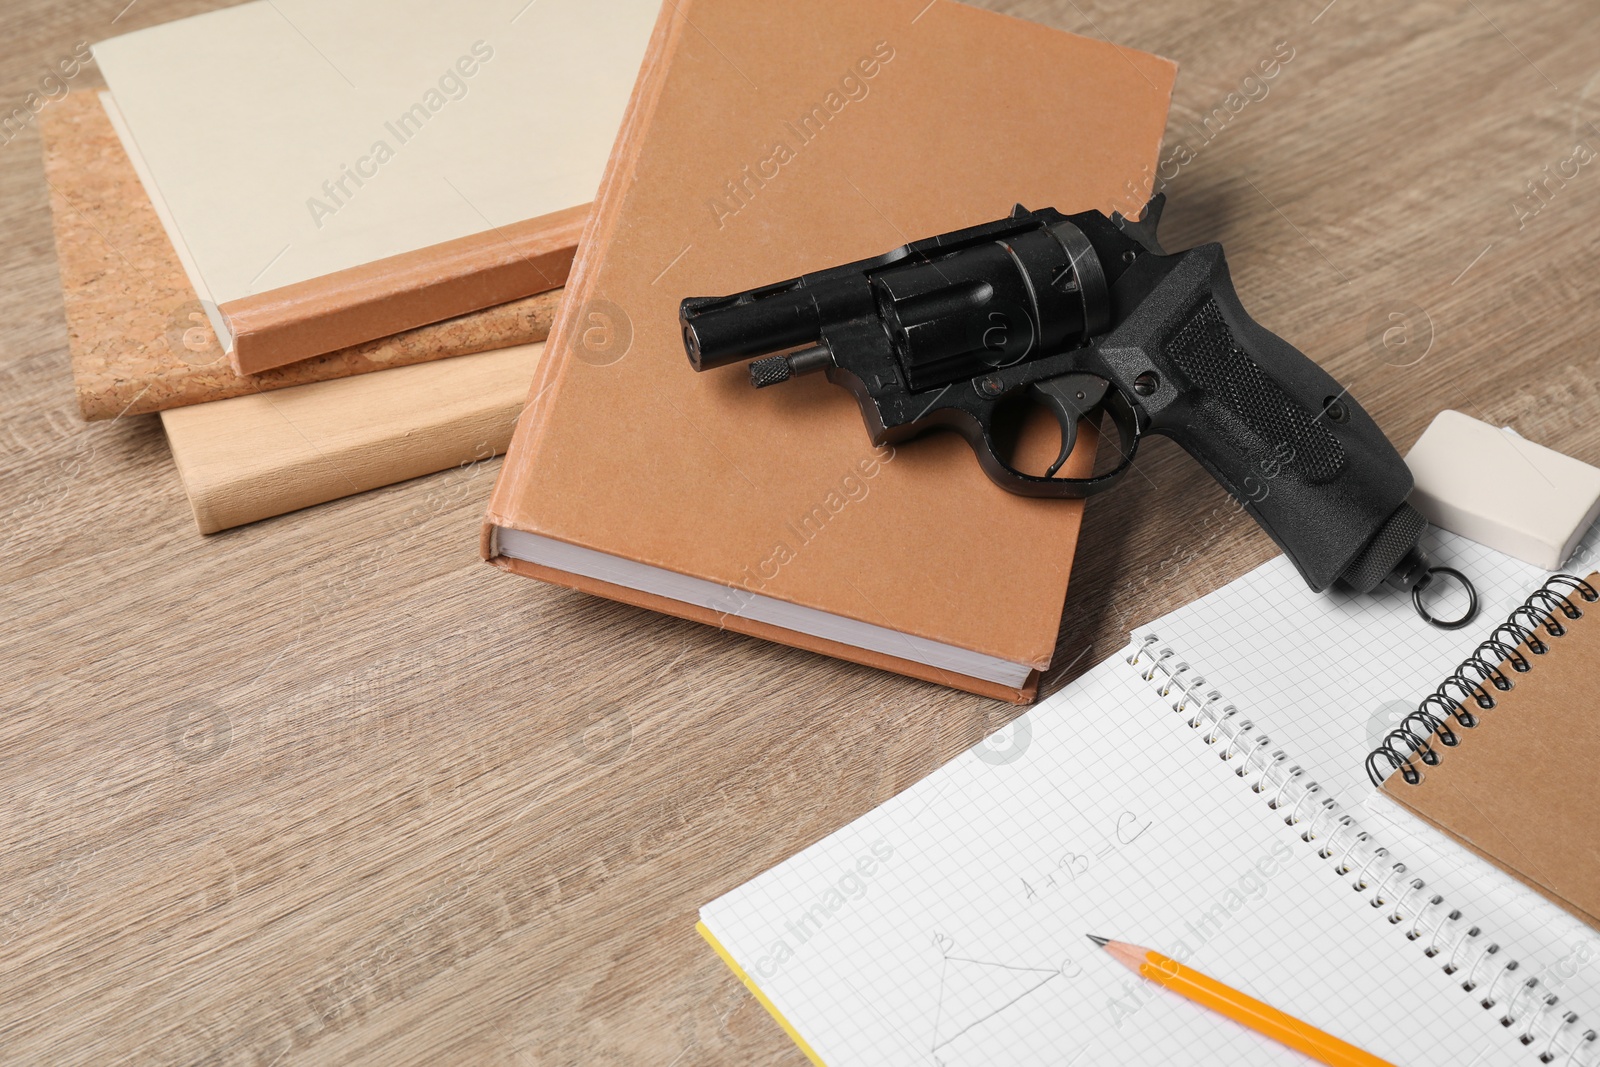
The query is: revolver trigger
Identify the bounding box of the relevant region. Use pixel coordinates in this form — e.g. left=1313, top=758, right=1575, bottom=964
left=1030, top=374, right=1111, bottom=479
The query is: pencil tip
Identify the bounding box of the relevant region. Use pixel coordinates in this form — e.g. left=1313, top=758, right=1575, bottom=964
left=1086, top=934, right=1110, bottom=947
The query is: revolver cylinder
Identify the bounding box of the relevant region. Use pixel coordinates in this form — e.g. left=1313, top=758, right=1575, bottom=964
left=870, top=224, right=1100, bottom=391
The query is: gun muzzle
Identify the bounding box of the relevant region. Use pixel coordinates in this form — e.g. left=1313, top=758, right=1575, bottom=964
left=681, top=286, right=823, bottom=371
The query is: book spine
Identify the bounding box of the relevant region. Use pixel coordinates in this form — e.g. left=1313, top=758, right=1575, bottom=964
left=492, top=0, right=688, bottom=503
left=81, top=289, right=560, bottom=421
left=223, top=205, right=585, bottom=375
left=162, top=345, right=539, bottom=534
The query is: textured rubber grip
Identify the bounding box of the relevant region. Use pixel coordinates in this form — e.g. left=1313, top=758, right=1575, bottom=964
left=1165, top=300, right=1345, bottom=484
left=1115, top=245, right=1418, bottom=591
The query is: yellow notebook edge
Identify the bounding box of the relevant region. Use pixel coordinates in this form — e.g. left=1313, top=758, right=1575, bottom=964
left=695, top=920, right=827, bottom=1067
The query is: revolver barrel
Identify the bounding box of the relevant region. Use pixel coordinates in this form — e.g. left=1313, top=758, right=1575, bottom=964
left=680, top=284, right=823, bottom=370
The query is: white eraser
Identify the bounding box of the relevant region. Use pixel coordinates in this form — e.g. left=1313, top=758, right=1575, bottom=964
left=1406, top=410, right=1600, bottom=569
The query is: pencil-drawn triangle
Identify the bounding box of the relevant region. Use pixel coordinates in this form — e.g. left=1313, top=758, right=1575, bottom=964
left=931, top=956, right=1058, bottom=1051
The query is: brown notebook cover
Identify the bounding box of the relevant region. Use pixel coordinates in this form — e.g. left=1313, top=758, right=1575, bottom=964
left=483, top=0, right=1175, bottom=701
left=40, top=93, right=560, bottom=420
left=1381, top=572, right=1600, bottom=931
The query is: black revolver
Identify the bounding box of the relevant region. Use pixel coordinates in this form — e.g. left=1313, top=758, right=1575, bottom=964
left=680, top=196, right=1474, bottom=622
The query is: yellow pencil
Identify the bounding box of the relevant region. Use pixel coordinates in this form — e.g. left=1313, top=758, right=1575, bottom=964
left=1088, top=935, right=1396, bottom=1067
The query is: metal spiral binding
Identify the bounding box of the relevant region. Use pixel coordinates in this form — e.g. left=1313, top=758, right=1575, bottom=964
left=1366, top=574, right=1600, bottom=787
left=1128, top=632, right=1600, bottom=1066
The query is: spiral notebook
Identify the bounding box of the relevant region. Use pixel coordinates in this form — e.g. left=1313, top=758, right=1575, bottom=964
left=1127, top=523, right=1595, bottom=802
left=1367, top=573, right=1600, bottom=933
left=699, top=633, right=1600, bottom=1065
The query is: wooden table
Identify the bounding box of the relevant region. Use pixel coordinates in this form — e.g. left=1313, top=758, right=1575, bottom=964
left=5, top=0, right=1598, bottom=1062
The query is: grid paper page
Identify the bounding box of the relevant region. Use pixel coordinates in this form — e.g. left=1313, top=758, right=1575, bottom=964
left=702, top=650, right=1528, bottom=1066
left=1131, top=523, right=1600, bottom=800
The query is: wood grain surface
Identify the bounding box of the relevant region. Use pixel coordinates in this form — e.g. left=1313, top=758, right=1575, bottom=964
left=4, top=1, right=1599, bottom=1064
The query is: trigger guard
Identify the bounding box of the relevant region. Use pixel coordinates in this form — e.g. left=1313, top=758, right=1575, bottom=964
left=975, top=384, right=1141, bottom=498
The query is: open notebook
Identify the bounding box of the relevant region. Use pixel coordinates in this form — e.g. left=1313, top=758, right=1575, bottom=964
left=702, top=521, right=1600, bottom=1065
left=701, top=636, right=1600, bottom=1065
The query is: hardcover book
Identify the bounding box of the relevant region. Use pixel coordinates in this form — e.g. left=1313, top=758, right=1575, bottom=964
left=92, top=0, right=658, bottom=373
left=482, top=0, right=1176, bottom=701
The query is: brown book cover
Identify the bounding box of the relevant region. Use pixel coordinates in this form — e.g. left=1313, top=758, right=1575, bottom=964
left=1381, top=573, right=1600, bottom=931
left=40, top=92, right=561, bottom=420
left=483, top=0, right=1176, bottom=701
